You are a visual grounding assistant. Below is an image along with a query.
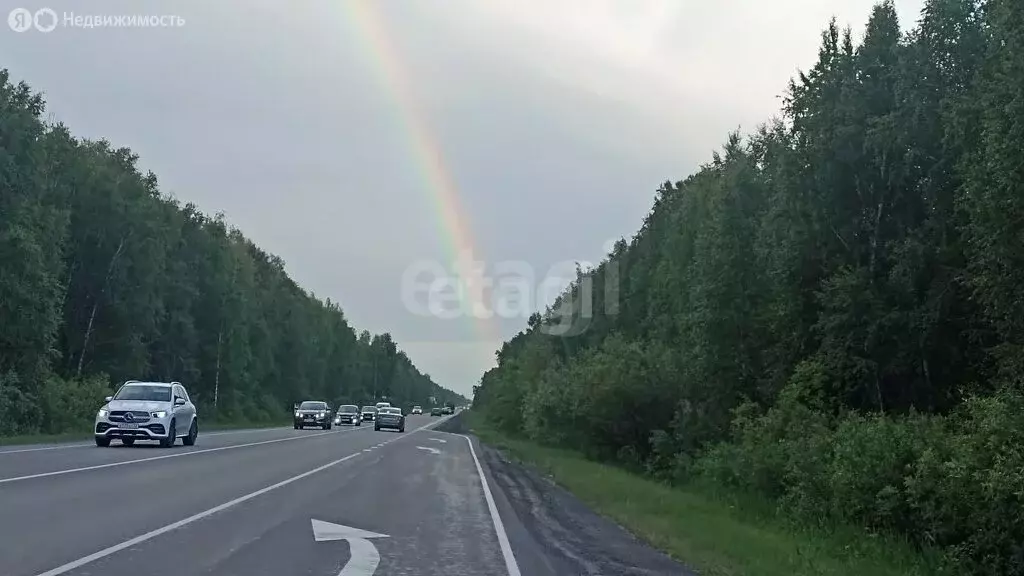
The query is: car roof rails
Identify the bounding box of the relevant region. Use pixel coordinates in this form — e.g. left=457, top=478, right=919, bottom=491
left=124, top=380, right=141, bottom=384
left=170, top=381, right=182, bottom=386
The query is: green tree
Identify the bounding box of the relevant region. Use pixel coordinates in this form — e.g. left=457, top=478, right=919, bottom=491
left=0, top=67, right=464, bottom=435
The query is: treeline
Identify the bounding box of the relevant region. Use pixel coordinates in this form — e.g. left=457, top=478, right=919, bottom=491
left=0, top=69, right=465, bottom=436
left=474, top=0, right=1024, bottom=573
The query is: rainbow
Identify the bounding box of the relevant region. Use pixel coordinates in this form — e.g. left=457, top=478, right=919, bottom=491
left=341, top=1, right=502, bottom=347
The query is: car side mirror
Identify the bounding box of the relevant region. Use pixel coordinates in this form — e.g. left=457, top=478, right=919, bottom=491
left=104, top=396, right=113, bottom=402
left=174, top=397, right=186, bottom=406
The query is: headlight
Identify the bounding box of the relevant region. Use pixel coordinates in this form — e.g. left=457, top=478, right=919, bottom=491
left=318, top=412, right=325, bottom=417
left=152, top=411, right=167, bottom=418
left=97, top=409, right=108, bottom=418
left=295, top=411, right=301, bottom=417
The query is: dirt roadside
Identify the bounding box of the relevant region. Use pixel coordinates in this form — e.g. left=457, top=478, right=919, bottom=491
left=437, top=413, right=694, bottom=576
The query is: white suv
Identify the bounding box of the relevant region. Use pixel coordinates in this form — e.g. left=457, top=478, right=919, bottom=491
left=94, top=381, right=198, bottom=447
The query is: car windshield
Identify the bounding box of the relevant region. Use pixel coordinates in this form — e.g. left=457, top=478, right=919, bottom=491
left=113, top=385, right=172, bottom=402
left=382, top=408, right=400, bottom=415
left=339, top=405, right=358, bottom=413
left=299, top=402, right=326, bottom=410
left=361, top=406, right=376, bottom=412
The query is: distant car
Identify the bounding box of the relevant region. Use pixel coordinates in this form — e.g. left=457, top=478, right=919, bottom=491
left=361, top=405, right=378, bottom=422
left=333, top=404, right=361, bottom=426
left=430, top=407, right=442, bottom=416
left=375, top=401, right=391, bottom=410
left=411, top=405, right=422, bottom=415
left=375, top=407, right=405, bottom=432
left=442, top=405, right=454, bottom=415
left=295, top=401, right=331, bottom=430
left=94, top=380, right=198, bottom=448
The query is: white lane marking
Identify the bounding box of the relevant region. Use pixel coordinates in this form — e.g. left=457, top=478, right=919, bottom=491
left=205, top=427, right=294, bottom=437
left=0, top=443, right=90, bottom=455
left=0, top=427, right=369, bottom=485
left=428, top=429, right=463, bottom=437
left=416, top=446, right=441, bottom=455
left=32, top=418, right=443, bottom=576
left=33, top=452, right=363, bottom=576
left=0, top=426, right=298, bottom=455
left=462, top=433, right=522, bottom=576
left=429, top=438, right=447, bottom=443
left=0, top=415, right=443, bottom=458
left=312, top=519, right=389, bottom=576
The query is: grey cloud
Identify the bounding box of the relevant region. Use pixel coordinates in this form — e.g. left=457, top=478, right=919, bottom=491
left=1, top=0, right=924, bottom=394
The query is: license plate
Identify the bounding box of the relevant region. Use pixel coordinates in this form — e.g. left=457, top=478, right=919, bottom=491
left=119, top=423, right=139, bottom=429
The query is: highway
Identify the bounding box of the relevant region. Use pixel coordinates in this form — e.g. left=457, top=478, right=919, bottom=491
left=0, top=414, right=692, bottom=576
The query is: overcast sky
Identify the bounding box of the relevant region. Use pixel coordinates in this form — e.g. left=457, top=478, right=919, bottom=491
left=2, top=0, right=924, bottom=396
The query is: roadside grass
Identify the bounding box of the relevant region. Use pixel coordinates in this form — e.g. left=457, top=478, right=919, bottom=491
left=0, top=418, right=292, bottom=447
left=466, top=413, right=937, bottom=576
left=0, top=431, right=91, bottom=446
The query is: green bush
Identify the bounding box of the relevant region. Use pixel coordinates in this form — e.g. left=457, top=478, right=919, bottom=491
left=0, top=371, right=37, bottom=435
left=694, top=362, right=835, bottom=508
left=689, top=383, right=1024, bottom=573
left=37, top=373, right=113, bottom=434
left=903, top=391, right=1024, bottom=574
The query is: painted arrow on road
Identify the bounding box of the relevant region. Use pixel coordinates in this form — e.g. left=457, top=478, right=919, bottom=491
left=428, top=438, right=447, bottom=443
left=416, top=446, right=441, bottom=455
left=312, top=519, right=389, bottom=576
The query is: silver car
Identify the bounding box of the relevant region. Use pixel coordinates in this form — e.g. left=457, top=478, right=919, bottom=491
left=361, top=405, right=378, bottom=423
left=94, top=381, right=198, bottom=447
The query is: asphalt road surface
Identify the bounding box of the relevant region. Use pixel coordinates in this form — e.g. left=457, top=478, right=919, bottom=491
left=0, top=413, right=692, bottom=576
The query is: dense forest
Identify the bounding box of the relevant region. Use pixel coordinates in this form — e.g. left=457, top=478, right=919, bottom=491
left=474, top=0, right=1023, bottom=573
left=0, top=68, right=465, bottom=436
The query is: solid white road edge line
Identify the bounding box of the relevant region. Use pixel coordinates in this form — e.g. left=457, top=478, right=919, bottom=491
left=31, top=418, right=444, bottom=576
left=0, top=426, right=309, bottom=455
left=0, top=444, right=91, bottom=455
left=0, top=426, right=370, bottom=485
left=462, top=433, right=522, bottom=576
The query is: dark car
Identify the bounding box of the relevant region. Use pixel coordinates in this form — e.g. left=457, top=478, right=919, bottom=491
left=430, top=407, right=442, bottom=416
left=361, top=405, right=377, bottom=422
left=294, top=401, right=332, bottom=430
left=375, top=407, right=405, bottom=432
left=333, top=404, right=361, bottom=426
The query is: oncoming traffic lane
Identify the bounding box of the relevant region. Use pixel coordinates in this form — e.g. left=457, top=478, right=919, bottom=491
left=0, top=416, right=447, bottom=576
left=0, top=426, right=298, bottom=455
left=19, top=415, right=521, bottom=576
left=0, top=425, right=366, bottom=482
